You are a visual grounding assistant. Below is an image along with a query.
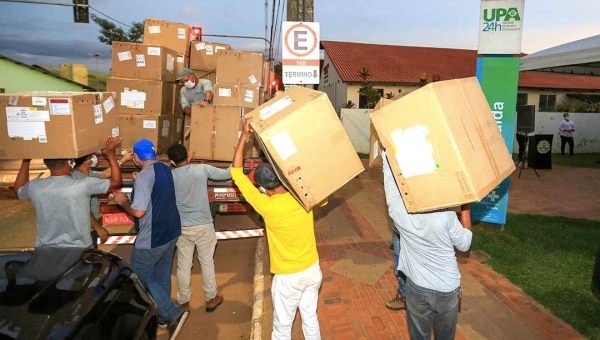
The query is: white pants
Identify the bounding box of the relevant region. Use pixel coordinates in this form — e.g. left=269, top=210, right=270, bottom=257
left=271, top=260, right=322, bottom=340
left=176, top=224, right=218, bottom=303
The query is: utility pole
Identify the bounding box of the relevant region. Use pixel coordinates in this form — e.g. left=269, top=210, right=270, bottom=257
left=286, top=0, right=313, bottom=22
left=89, top=53, right=101, bottom=73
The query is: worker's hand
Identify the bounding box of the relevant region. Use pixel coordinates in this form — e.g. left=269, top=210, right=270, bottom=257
left=241, top=117, right=253, bottom=138
left=101, top=136, right=118, bottom=158
left=113, top=192, right=129, bottom=206
left=95, top=226, right=109, bottom=243
left=187, top=151, right=195, bottom=163
left=132, top=172, right=139, bottom=181
left=199, top=100, right=209, bottom=108
left=121, top=151, right=134, bottom=163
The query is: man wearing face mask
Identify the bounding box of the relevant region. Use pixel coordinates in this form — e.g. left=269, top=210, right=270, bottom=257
left=13, top=136, right=122, bottom=248
left=558, top=112, right=576, bottom=156
left=177, top=68, right=214, bottom=116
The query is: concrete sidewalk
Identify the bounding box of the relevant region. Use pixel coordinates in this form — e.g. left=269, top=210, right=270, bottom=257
left=255, top=163, right=593, bottom=340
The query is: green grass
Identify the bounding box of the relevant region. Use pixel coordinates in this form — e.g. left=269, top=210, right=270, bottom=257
left=472, top=213, right=600, bottom=339
left=513, top=153, right=600, bottom=169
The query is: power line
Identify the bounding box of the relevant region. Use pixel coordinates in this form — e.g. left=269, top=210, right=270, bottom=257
left=274, top=0, right=285, bottom=62
left=89, top=5, right=132, bottom=28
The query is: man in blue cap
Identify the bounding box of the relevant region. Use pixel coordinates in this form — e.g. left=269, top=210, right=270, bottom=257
left=113, top=139, right=187, bottom=340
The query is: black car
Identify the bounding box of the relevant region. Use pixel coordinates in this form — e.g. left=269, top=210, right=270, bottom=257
left=0, top=247, right=157, bottom=340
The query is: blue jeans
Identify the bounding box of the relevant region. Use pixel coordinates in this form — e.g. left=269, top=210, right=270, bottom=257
left=393, top=230, right=407, bottom=298
left=406, top=279, right=460, bottom=340
left=131, top=238, right=183, bottom=324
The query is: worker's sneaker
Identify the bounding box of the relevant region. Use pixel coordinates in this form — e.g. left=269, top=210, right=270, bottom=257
left=385, top=294, right=406, bottom=310
left=205, top=294, right=224, bottom=313
left=178, top=302, right=190, bottom=312
left=168, top=311, right=189, bottom=340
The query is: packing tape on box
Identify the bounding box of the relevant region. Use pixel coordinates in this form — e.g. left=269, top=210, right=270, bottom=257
left=98, top=228, right=265, bottom=245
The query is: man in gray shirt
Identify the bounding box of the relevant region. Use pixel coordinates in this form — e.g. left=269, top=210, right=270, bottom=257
left=177, top=68, right=214, bottom=147
left=167, top=144, right=231, bottom=313
left=382, top=150, right=472, bottom=340
left=13, top=136, right=122, bottom=248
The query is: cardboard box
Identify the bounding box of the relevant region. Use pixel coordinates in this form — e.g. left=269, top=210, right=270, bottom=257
left=190, top=104, right=257, bottom=161
left=190, top=41, right=231, bottom=71
left=213, top=84, right=262, bottom=108
left=107, top=78, right=175, bottom=116
left=262, top=61, right=271, bottom=88
left=172, top=112, right=184, bottom=145
left=119, top=113, right=174, bottom=154
left=176, top=54, right=189, bottom=76
left=142, top=18, right=190, bottom=56
left=111, top=42, right=177, bottom=82
left=370, top=77, right=516, bottom=213
left=216, top=51, right=264, bottom=86
left=194, top=70, right=216, bottom=85
left=0, top=92, right=120, bottom=159
left=368, top=98, right=394, bottom=168
left=171, top=83, right=182, bottom=114
left=246, top=86, right=364, bottom=211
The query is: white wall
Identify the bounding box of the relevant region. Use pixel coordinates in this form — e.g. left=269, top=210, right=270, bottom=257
left=318, top=52, right=347, bottom=113
left=340, top=108, right=371, bottom=154
left=513, top=111, right=600, bottom=154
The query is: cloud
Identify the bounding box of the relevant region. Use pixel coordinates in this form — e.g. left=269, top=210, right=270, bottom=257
left=180, top=6, right=197, bottom=19
left=0, top=32, right=111, bottom=61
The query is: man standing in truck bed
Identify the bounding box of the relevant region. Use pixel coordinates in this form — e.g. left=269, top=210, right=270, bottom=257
left=177, top=68, right=214, bottom=147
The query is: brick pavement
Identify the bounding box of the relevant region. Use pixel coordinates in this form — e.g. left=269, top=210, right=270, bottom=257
left=258, top=161, right=597, bottom=340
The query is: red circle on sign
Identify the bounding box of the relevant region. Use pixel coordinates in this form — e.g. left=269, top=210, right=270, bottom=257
left=284, top=23, right=318, bottom=58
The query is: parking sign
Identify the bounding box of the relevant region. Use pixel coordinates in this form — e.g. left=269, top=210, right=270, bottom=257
left=282, top=21, right=320, bottom=85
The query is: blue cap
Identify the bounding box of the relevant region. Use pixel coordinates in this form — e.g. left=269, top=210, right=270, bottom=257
left=133, top=139, right=157, bottom=161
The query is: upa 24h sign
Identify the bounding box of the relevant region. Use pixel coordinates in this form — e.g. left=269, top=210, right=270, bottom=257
left=477, top=0, right=524, bottom=54
left=282, top=21, right=320, bottom=85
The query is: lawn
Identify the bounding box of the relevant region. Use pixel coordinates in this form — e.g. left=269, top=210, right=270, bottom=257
left=472, top=214, right=600, bottom=339
left=513, top=152, right=600, bottom=169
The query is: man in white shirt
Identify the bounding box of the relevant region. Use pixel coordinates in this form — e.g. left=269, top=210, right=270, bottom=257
left=558, top=112, right=576, bottom=156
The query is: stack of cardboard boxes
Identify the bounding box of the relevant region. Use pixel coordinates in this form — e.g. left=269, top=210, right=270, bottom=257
left=107, top=19, right=191, bottom=154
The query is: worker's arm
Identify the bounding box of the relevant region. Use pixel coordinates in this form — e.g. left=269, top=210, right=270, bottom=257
left=114, top=194, right=146, bottom=219
left=114, top=167, right=153, bottom=219
left=98, top=152, right=133, bottom=179
left=13, top=159, right=31, bottom=195
left=90, top=213, right=108, bottom=243
left=460, top=204, right=472, bottom=231
left=101, top=136, right=122, bottom=189
left=203, top=80, right=214, bottom=103
left=180, top=87, right=192, bottom=116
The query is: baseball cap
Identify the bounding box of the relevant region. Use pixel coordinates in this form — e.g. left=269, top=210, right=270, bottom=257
left=250, top=163, right=280, bottom=189
left=176, top=68, right=194, bottom=81
left=133, top=139, right=157, bottom=161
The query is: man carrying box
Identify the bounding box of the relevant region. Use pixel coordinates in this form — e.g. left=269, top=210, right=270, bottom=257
left=381, top=149, right=472, bottom=340
left=231, top=118, right=323, bottom=340
left=177, top=68, right=214, bottom=147
left=13, top=136, right=122, bottom=249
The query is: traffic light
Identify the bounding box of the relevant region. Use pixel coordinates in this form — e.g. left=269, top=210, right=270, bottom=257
left=190, top=26, right=202, bottom=40
left=73, top=0, right=89, bottom=23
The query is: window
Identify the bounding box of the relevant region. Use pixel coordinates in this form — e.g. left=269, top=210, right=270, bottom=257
left=358, top=89, right=384, bottom=109
left=517, top=93, right=528, bottom=106
left=539, top=94, right=556, bottom=112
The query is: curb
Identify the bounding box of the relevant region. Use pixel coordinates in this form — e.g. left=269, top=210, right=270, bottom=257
left=250, top=235, right=266, bottom=340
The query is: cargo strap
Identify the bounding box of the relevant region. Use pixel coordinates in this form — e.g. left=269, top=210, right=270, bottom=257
left=98, top=228, right=265, bottom=245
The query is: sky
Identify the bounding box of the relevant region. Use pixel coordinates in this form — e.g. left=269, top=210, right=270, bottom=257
left=0, top=0, right=598, bottom=73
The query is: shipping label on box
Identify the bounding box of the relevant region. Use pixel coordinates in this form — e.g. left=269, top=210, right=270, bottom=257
left=246, top=86, right=364, bottom=211
left=190, top=42, right=231, bottom=72
left=118, top=113, right=174, bottom=154
left=370, top=77, right=516, bottom=213
left=111, top=42, right=177, bottom=82
left=143, top=18, right=190, bottom=56
left=213, top=83, right=240, bottom=107
left=107, top=77, right=175, bottom=116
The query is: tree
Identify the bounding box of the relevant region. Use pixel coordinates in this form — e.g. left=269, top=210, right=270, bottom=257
left=384, top=92, right=396, bottom=99
left=358, top=67, right=381, bottom=109
left=91, top=14, right=144, bottom=45
left=341, top=100, right=356, bottom=109
left=274, top=62, right=282, bottom=77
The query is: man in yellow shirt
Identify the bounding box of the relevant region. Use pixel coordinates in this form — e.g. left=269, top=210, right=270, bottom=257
left=231, top=118, right=322, bottom=340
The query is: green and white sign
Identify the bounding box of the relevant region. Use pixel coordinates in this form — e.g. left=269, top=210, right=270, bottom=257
left=478, top=0, right=525, bottom=54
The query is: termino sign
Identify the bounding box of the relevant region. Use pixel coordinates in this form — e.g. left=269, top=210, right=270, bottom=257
left=282, top=21, right=320, bottom=85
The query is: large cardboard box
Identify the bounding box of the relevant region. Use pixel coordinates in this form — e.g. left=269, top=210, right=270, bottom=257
left=190, top=104, right=257, bottom=161
left=172, top=111, right=184, bottom=145
left=370, top=77, right=516, bottom=213
left=175, top=54, right=189, bottom=77
left=216, top=51, right=264, bottom=86
left=190, top=41, right=231, bottom=71
left=107, top=78, right=175, bottom=116
left=213, top=84, right=262, bottom=108
left=119, top=113, right=174, bottom=154
left=142, top=18, right=190, bottom=57
left=246, top=87, right=364, bottom=211
left=368, top=98, right=394, bottom=168
left=111, top=42, right=177, bottom=82
left=0, top=92, right=120, bottom=159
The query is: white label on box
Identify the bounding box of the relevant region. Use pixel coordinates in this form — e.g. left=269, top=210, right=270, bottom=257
left=103, top=96, right=115, bottom=113
left=7, top=122, right=46, bottom=140
left=177, top=54, right=184, bottom=64
left=6, top=107, right=50, bottom=122
left=123, top=87, right=130, bottom=92
left=206, top=45, right=214, bottom=55
left=259, top=96, right=294, bottom=120
left=98, top=93, right=104, bottom=100
left=176, top=118, right=182, bottom=133
left=249, top=75, right=258, bottom=85
left=39, top=135, right=47, bottom=143
left=166, top=54, right=175, bottom=72
left=121, top=91, right=146, bottom=103
left=143, top=120, right=157, bottom=129
left=118, top=51, right=132, bottom=61
left=215, top=46, right=226, bottom=54
left=112, top=127, right=120, bottom=137
left=93, top=104, right=103, bottom=124
left=49, top=98, right=70, bottom=115
left=390, top=125, right=437, bottom=179
left=373, top=140, right=379, bottom=159
left=218, top=88, right=232, bottom=97
left=270, top=130, right=297, bottom=161
left=178, top=28, right=186, bottom=39
left=244, top=90, right=254, bottom=103
left=147, top=47, right=161, bottom=56
left=8, top=96, right=18, bottom=106
left=136, top=54, right=146, bottom=67
left=149, top=25, right=161, bottom=34
left=31, top=97, right=47, bottom=107
left=195, top=42, right=206, bottom=51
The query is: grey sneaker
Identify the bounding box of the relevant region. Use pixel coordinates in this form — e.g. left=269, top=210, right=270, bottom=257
left=385, top=294, right=406, bottom=310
